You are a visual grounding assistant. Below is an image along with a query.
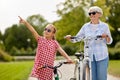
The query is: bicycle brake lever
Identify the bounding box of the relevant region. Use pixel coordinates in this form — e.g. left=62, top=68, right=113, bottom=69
left=95, top=35, right=102, bottom=40
left=70, top=36, right=77, bottom=39
left=97, top=35, right=102, bottom=38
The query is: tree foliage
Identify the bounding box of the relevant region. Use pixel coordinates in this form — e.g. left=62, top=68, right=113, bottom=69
left=54, top=6, right=87, bottom=44
left=0, top=31, right=2, bottom=39
left=26, top=14, right=48, bottom=35
left=3, top=14, right=48, bottom=53
left=0, top=31, right=5, bottom=50
left=107, top=0, right=120, bottom=46
left=1, top=0, right=120, bottom=56
left=54, top=0, right=90, bottom=44
left=56, top=0, right=91, bottom=16
left=53, top=0, right=91, bottom=54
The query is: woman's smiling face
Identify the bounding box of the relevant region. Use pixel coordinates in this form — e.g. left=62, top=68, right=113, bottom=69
left=88, top=10, right=101, bottom=21
left=88, top=6, right=103, bottom=22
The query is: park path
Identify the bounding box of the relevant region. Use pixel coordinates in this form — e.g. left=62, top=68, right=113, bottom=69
left=14, top=56, right=120, bottom=80
left=54, top=60, right=120, bottom=80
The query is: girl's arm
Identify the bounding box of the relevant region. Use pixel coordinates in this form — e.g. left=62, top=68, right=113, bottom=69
left=18, top=16, right=39, bottom=41
left=57, top=46, right=73, bottom=62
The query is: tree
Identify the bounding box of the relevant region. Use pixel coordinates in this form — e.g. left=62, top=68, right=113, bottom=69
left=26, top=14, right=48, bottom=35
left=108, top=0, right=120, bottom=46
left=54, top=0, right=91, bottom=44
left=56, top=0, right=92, bottom=16
left=3, top=24, right=28, bottom=51
left=53, top=0, right=91, bottom=54
left=0, top=31, right=2, bottom=39
left=0, top=31, right=5, bottom=50
left=54, top=6, right=87, bottom=44
left=3, top=14, right=48, bottom=53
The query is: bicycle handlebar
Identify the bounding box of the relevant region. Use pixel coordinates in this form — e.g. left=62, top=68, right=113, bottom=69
left=38, top=62, right=71, bottom=70
left=70, top=35, right=102, bottom=41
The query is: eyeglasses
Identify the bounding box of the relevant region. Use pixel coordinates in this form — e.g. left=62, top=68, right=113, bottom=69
left=44, top=28, right=52, bottom=32
left=88, top=12, right=97, bottom=16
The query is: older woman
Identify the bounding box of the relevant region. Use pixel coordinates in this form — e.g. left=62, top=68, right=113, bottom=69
left=65, top=6, right=113, bottom=80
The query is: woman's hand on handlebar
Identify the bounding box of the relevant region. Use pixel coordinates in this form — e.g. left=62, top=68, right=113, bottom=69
left=64, top=35, right=72, bottom=40
left=101, top=33, right=108, bottom=38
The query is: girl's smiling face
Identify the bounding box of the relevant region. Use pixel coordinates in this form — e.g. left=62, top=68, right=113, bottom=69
left=43, top=24, right=56, bottom=40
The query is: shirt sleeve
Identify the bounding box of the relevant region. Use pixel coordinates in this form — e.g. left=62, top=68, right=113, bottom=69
left=105, top=24, right=113, bottom=44
left=70, top=24, right=85, bottom=43
left=54, top=40, right=60, bottom=49
left=37, top=36, right=43, bottom=43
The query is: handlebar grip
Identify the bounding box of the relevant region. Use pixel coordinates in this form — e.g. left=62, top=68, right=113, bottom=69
left=70, top=36, right=77, bottom=39
left=64, top=36, right=76, bottom=39
left=96, top=35, right=102, bottom=38
left=63, top=62, right=72, bottom=64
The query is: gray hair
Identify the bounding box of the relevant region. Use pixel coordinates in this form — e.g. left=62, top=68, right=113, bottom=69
left=88, top=6, right=103, bottom=15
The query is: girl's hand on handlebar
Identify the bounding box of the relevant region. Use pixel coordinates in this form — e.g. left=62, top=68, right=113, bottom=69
left=66, top=59, right=74, bottom=64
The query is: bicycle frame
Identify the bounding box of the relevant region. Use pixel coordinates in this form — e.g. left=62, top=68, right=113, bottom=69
left=70, top=35, right=102, bottom=80
left=70, top=52, right=84, bottom=80
left=75, top=52, right=84, bottom=80
left=82, top=41, right=92, bottom=80
left=83, top=37, right=93, bottom=80
left=38, top=61, right=70, bottom=80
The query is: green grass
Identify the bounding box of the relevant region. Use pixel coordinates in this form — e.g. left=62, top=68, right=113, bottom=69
left=0, top=61, right=33, bottom=80
left=0, top=60, right=119, bottom=80
left=108, top=60, right=120, bottom=77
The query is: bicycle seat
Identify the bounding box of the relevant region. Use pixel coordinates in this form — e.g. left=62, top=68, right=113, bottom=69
left=75, top=52, right=84, bottom=60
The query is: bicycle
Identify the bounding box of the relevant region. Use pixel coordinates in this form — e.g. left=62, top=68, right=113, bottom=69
left=70, top=52, right=84, bottom=80
left=38, top=61, right=71, bottom=80
left=69, top=35, right=102, bottom=80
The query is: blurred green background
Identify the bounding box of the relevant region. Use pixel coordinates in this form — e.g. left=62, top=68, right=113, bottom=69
left=0, top=0, right=120, bottom=80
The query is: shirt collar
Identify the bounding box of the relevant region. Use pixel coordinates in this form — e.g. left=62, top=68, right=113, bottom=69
left=88, top=20, right=102, bottom=26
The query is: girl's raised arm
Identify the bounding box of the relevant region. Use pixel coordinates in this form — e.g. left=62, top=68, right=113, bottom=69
left=18, top=16, right=39, bottom=41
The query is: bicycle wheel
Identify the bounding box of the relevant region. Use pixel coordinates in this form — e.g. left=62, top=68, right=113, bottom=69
left=82, top=62, right=90, bottom=80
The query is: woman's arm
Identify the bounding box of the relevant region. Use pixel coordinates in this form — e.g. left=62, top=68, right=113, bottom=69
left=102, top=24, right=113, bottom=44
left=18, top=16, right=39, bottom=41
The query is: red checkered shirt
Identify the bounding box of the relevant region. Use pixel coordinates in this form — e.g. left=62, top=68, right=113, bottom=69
left=30, top=36, right=59, bottom=80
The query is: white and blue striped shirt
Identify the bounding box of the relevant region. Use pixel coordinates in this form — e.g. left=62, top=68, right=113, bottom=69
left=71, top=21, right=113, bottom=61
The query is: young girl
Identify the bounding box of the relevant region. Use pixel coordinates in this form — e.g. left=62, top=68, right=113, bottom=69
left=18, top=16, right=73, bottom=80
